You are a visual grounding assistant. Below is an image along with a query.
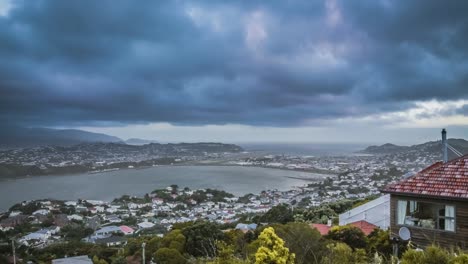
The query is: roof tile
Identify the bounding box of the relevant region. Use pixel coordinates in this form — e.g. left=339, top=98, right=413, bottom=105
left=383, top=156, right=468, bottom=199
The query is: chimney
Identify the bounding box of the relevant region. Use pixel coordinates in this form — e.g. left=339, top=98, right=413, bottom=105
left=442, top=128, right=448, bottom=163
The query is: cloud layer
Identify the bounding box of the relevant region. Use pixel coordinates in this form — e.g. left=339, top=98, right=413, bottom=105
left=1, top=0, right=468, bottom=128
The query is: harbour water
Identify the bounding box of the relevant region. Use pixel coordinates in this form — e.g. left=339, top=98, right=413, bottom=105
left=0, top=165, right=328, bottom=211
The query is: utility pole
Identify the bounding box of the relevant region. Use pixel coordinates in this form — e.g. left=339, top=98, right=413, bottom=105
left=142, top=242, right=146, bottom=264
left=12, top=239, right=16, bottom=264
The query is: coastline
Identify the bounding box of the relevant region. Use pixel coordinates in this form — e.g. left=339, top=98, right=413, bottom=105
left=0, top=162, right=336, bottom=181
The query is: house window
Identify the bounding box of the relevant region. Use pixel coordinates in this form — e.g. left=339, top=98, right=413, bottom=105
left=397, top=200, right=455, bottom=231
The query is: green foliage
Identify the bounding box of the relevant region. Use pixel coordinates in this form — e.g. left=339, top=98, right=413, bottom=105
left=299, top=205, right=336, bottom=224
left=207, top=241, right=250, bottom=264
left=183, top=221, right=225, bottom=257
left=110, top=256, right=127, bottom=264
left=326, top=225, right=368, bottom=249
left=401, top=248, right=426, bottom=264
left=204, top=188, right=235, bottom=202
left=367, top=229, right=392, bottom=258
left=401, top=245, right=451, bottom=264
left=160, top=229, right=186, bottom=253
left=223, top=229, right=251, bottom=258
left=451, top=253, right=468, bottom=264
left=322, top=242, right=367, bottom=264
left=31, top=241, right=107, bottom=262
left=9, top=201, right=41, bottom=215
left=254, top=227, right=295, bottom=264
left=238, top=193, right=254, bottom=204
left=271, top=222, right=324, bottom=264
left=123, top=236, right=155, bottom=260
left=93, top=255, right=109, bottom=264
left=258, top=204, right=293, bottom=224
left=154, top=248, right=186, bottom=264
left=61, top=224, right=94, bottom=241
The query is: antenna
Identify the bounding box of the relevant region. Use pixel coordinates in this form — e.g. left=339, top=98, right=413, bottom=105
left=447, top=144, right=463, bottom=157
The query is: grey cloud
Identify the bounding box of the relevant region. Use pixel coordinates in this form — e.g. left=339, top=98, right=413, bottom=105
left=0, top=0, right=468, bottom=128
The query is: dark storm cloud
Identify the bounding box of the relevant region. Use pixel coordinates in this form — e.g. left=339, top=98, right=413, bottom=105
left=0, top=0, right=467, bottom=127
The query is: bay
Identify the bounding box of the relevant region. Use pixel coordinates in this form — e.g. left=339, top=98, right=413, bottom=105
left=0, top=165, right=327, bottom=211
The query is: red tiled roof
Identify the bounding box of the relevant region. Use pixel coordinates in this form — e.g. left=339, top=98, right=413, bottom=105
left=349, top=220, right=378, bottom=236
left=310, top=223, right=331, bottom=235
left=383, top=155, right=468, bottom=200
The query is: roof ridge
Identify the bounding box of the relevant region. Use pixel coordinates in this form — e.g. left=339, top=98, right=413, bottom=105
left=382, top=155, right=468, bottom=199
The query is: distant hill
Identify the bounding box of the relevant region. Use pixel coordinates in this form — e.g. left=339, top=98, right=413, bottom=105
left=362, top=143, right=409, bottom=154
left=125, top=138, right=158, bottom=145
left=361, top=139, right=468, bottom=159
left=0, top=126, right=122, bottom=149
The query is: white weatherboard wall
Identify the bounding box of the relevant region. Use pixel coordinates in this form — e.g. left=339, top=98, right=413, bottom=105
left=339, top=194, right=390, bottom=229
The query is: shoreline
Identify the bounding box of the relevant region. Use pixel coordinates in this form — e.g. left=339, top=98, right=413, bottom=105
left=0, top=162, right=336, bottom=181
left=0, top=165, right=329, bottom=212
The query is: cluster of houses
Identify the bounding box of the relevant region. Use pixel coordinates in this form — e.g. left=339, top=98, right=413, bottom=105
left=0, top=186, right=305, bottom=249
left=3, top=146, right=468, bottom=254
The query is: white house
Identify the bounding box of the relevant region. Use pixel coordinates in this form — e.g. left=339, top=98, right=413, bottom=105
left=67, top=214, right=83, bottom=221
left=339, top=194, right=390, bottom=229
left=138, top=221, right=155, bottom=229
left=20, top=228, right=53, bottom=245
left=33, top=209, right=49, bottom=215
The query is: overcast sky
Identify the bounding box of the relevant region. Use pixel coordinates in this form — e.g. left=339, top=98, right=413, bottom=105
left=1, top=0, right=467, bottom=144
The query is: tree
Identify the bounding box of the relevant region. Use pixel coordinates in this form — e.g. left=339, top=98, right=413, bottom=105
left=401, top=245, right=450, bottom=264
left=272, top=223, right=325, bottom=264
left=110, top=256, right=126, bottom=264
left=366, top=229, right=392, bottom=258
left=259, top=204, right=293, bottom=224
left=154, top=248, right=186, bottom=264
left=183, top=221, right=225, bottom=257
left=326, top=225, right=367, bottom=249
left=322, top=242, right=367, bottom=264
left=207, top=241, right=250, bottom=264
left=224, top=229, right=250, bottom=258
left=160, top=229, right=186, bottom=253
left=61, top=224, right=94, bottom=241
left=93, top=256, right=109, bottom=264
left=170, top=184, right=179, bottom=193
left=254, top=227, right=295, bottom=264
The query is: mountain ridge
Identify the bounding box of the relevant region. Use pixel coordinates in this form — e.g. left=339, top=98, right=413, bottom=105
left=0, top=126, right=122, bottom=149
left=361, top=138, right=468, bottom=158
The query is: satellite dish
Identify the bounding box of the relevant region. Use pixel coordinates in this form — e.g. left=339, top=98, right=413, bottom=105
left=399, top=227, right=411, bottom=241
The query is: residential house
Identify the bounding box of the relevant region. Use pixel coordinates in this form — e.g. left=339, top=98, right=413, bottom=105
left=95, top=236, right=126, bottom=247
left=339, top=194, right=390, bottom=229
left=0, top=215, right=28, bottom=229
left=382, top=155, right=468, bottom=248
left=94, top=226, right=122, bottom=237
left=310, top=223, right=331, bottom=236
left=119, top=225, right=134, bottom=235
left=138, top=221, right=155, bottom=229
left=20, top=228, right=54, bottom=246
left=235, top=223, right=257, bottom=233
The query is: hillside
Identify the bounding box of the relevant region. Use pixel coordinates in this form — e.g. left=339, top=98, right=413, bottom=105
left=0, top=126, right=122, bottom=149
left=125, top=138, right=158, bottom=145
left=0, top=142, right=244, bottom=178
left=361, top=139, right=468, bottom=159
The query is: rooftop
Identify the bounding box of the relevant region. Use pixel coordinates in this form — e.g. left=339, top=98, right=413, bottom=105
left=349, top=220, right=378, bottom=236
left=310, top=223, right=331, bottom=235
left=383, top=155, right=468, bottom=200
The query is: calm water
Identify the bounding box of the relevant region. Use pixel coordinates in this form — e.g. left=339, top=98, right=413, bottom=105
left=0, top=165, right=327, bottom=211
left=240, top=143, right=367, bottom=156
